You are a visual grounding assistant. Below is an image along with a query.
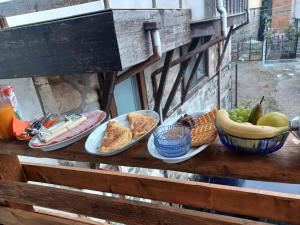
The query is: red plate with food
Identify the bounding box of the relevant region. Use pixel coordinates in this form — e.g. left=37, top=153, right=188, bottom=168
left=29, top=110, right=106, bottom=151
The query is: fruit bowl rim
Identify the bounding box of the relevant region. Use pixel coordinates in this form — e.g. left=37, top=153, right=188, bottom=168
left=215, top=122, right=290, bottom=141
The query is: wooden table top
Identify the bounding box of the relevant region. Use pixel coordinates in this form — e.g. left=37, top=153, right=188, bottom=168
left=1, top=134, right=300, bottom=184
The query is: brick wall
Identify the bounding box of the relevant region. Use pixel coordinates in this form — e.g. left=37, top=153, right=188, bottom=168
left=271, top=0, right=293, bottom=31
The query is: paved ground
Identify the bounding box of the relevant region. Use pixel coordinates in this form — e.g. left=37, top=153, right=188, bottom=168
left=236, top=59, right=300, bottom=118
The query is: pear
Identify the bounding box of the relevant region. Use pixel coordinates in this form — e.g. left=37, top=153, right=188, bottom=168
left=248, top=96, right=264, bottom=125
left=257, top=112, right=289, bottom=127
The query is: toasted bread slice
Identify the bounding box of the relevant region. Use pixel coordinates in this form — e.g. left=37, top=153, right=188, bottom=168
left=100, top=121, right=132, bottom=152
left=127, top=113, right=157, bottom=138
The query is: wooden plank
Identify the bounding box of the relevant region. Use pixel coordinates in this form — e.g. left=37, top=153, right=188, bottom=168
left=113, top=9, right=191, bottom=69
left=0, top=11, right=121, bottom=78
left=35, top=208, right=109, bottom=225
left=0, top=206, right=105, bottom=225
left=0, top=155, right=33, bottom=211
left=0, top=0, right=99, bottom=17
left=0, top=181, right=269, bottom=225
left=1, top=135, right=300, bottom=184
left=190, top=12, right=247, bottom=38
left=23, top=162, right=300, bottom=224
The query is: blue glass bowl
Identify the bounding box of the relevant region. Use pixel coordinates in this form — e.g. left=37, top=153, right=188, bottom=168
left=154, top=125, right=191, bottom=158
left=215, top=123, right=289, bottom=154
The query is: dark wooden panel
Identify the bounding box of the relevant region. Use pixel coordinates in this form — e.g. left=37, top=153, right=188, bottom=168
left=1, top=135, right=300, bottom=184
left=0, top=0, right=99, bottom=17
left=0, top=181, right=269, bottom=225
left=23, top=162, right=300, bottom=224
left=0, top=206, right=105, bottom=225
left=0, top=11, right=121, bottom=78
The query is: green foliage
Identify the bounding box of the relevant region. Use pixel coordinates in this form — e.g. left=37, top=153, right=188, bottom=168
left=284, top=21, right=299, bottom=42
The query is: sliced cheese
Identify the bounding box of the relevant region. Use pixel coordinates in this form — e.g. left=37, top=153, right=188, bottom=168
left=42, top=116, right=87, bottom=143
left=66, top=116, right=87, bottom=130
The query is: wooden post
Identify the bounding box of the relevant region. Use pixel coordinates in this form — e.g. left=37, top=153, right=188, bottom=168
left=0, top=155, right=33, bottom=211
left=0, top=17, right=33, bottom=212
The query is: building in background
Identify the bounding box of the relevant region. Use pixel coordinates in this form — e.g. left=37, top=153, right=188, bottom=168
left=231, top=0, right=262, bottom=61
left=0, top=0, right=248, bottom=123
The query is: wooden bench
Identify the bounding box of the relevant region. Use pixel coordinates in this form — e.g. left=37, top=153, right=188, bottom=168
left=0, top=135, right=300, bottom=224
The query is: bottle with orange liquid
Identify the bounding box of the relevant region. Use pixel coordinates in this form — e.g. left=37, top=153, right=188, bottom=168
left=0, top=96, right=15, bottom=140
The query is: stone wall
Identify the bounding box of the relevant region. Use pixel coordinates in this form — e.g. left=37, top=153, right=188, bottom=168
left=45, top=74, right=100, bottom=115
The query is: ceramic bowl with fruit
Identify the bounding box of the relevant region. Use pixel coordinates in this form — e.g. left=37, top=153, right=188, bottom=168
left=216, top=97, right=290, bottom=154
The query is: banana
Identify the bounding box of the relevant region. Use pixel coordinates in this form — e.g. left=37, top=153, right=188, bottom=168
left=216, top=109, right=289, bottom=139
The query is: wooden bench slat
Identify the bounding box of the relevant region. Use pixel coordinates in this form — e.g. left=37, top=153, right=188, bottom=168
left=0, top=206, right=105, bottom=225
left=1, top=135, right=300, bottom=184
left=0, top=155, right=33, bottom=211
left=0, top=180, right=269, bottom=225
left=22, top=162, right=300, bottom=225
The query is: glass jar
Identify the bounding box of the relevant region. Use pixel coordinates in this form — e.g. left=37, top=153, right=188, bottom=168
left=0, top=96, right=15, bottom=140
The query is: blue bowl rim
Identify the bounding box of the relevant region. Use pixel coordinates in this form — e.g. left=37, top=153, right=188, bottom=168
left=154, top=124, right=191, bottom=140
left=215, top=122, right=290, bottom=140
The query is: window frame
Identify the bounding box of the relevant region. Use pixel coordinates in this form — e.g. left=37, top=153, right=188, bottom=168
left=182, top=49, right=209, bottom=101
left=110, top=71, right=148, bottom=117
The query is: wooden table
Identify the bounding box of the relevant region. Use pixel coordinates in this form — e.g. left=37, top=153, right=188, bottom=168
left=1, top=134, right=300, bottom=184
left=0, top=134, right=300, bottom=225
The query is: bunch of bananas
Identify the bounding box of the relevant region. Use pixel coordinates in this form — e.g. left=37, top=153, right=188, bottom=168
left=216, top=109, right=289, bottom=139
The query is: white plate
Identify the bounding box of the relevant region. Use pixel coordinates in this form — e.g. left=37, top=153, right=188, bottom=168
left=85, top=110, right=160, bottom=156
left=29, top=110, right=106, bottom=151
left=147, top=112, right=209, bottom=164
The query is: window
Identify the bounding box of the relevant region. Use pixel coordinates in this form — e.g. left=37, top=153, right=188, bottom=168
left=112, top=72, right=148, bottom=116
left=183, top=51, right=208, bottom=89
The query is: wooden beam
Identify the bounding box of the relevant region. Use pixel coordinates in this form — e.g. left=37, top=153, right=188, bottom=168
left=99, top=72, right=117, bottom=115
left=0, top=17, right=8, bottom=28
left=22, top=162, right=300, bottom=225
left=162, top=38, right=200, bottom=118
left=0, top=181, right=268, bottom=225
left=153, top=50, right=174, bottom=112
left=0, top=155, right=33, bottom=211
left=217, top=26, right=234, bottom=70
left=1, top=136, right=300, bottom=184
left=0, top=0, right=99, bottom=17
left=151, top=37, right=225, bottom=77
left=136, top=72, right=149, bottom=110
left=182, top=52, right=204, bottom=102
left=0, top=207, right=105, bottom=225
